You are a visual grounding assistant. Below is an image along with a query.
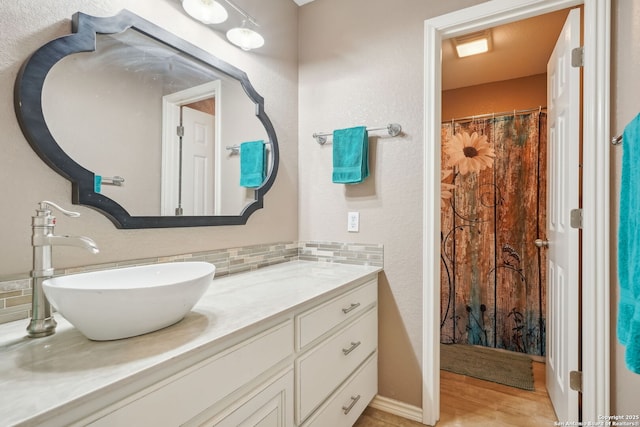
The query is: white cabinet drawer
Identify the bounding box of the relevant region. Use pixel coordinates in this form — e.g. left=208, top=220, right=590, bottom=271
left=296, top=279, right=376, bottom=350
left=187, top=369, right=294, bottom=427
left=88, top=321, right=293, bottom=427
left=296, top=307, right=377, bottom=423
left=303, top=353, right=377, bottom=427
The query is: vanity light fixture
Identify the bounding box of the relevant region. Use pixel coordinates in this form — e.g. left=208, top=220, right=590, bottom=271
left=182, top=0, right=228, bottom=24
left=182, top=0, right=265, bottom=51
left=226, top=20, right=264, bottom=51
left=453, top=30, right=492, bottom=58
left=223, top=0, right=265, bottom=50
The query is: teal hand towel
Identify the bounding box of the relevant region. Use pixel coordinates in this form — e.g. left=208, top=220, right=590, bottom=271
left=240, top=140, right=266, bottom=188
left=332, top=126, right=369, bottom=184
left=618, top=112, right=640, bottom=374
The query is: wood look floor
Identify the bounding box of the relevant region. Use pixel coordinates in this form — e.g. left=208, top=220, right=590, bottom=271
left=354, top=362, right=557, bottom=426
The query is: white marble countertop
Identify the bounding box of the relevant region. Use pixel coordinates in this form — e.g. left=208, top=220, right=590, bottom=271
left=0, top=260, right=380, bottom=427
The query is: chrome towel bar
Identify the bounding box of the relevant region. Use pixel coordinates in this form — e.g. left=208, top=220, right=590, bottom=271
left=313, top=123, right=402, bottom=145
left=225, top=141, right=272, bottom=155
left=101, top=176, right=125, bottom=186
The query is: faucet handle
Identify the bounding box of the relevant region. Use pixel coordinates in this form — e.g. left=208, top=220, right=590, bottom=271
left=38, top=201, right=81, bottom=218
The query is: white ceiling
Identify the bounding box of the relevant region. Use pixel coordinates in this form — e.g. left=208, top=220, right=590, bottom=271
left=293, top=0, right=314, bottom=5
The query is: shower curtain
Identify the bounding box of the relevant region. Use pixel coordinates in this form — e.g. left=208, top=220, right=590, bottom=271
left=440, top=111, right=547, bottom=356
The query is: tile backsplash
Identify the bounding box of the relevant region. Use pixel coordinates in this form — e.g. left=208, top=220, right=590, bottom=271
left=0, top=241, right=383, bottom=325
left=0, top=278, right=32, bottom=325
left=298, top=241, right=384, bottom=266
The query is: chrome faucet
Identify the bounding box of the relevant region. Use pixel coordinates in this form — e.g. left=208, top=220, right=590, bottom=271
left=27, top=201, right=99, bottom=338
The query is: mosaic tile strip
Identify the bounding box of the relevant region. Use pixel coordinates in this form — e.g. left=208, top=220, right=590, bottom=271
left=0, top=241, right=382, bottom=325
left=0, top=279, right=32, bottom=325
left=298, top=241, right=384, bottom=267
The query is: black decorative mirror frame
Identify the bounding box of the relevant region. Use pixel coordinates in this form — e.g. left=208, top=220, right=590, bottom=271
left=14, top=10, right=279, bottom=228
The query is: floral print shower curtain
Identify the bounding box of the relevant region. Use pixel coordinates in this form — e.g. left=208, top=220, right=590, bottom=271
left=440, top=111, right=547, bottom=356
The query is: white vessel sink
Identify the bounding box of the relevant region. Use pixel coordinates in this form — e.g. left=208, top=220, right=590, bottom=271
left=43, top=262, right=215, bottom=341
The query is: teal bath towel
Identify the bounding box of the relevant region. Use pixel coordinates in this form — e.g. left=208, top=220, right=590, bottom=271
left=618, top=112, right=640, bottom=374
left=240, top=140, right=266, bottom=188
left=332, top=126, right=369, bottom=184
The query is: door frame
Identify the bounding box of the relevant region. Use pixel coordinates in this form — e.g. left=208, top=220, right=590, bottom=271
left=422, top=0, right=610, bottom=424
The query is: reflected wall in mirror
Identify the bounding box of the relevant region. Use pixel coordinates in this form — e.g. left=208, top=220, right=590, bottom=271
left=15, top=10, right=279, bottom=228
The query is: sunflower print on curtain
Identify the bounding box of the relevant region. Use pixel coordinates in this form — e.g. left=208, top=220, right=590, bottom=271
left=440, top=112, right=547, bottom=356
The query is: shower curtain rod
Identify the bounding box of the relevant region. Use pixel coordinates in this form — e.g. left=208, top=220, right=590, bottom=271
left=444, top=106, right=547, bottom=124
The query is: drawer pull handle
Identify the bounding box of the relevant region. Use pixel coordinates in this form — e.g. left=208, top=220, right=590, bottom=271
left=342, top=341, right=361, bottom=355
left=342, top=302, right=361, bottom=314
left=342, top=394, right=361, bottom=415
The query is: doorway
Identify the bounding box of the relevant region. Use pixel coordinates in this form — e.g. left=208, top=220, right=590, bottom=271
left=161, top=80, right=222, bottom=216
left=180, top=102, right=216, bottom=215
left=423, top=0, right=611, bottom=425
left=439, top=109, right=548, bottom=357
left=437, top=10, right=566, bottom=415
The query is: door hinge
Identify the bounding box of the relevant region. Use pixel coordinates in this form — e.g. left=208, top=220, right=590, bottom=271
left=571, top=46, right=584, bottom=68
left=570, top=370, right=582, bottom=393
left=176, top=125, right=184, bottom=137
left=570, top=208, right=582, bottom=229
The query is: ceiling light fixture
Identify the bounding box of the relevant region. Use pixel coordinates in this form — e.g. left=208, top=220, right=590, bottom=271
left=453, top=30, right=492, bottom=58
left=182, top=0, right=228, bottom=24
left=223, top=0, right=265, bottom=51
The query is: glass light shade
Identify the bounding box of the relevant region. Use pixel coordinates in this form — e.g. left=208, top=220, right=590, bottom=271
left=182, top=0, right=228, bottom=24
left=226, top=26, right=265, bottom=51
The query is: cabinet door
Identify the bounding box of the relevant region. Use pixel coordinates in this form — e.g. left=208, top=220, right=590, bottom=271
left=189, top=369, right=294, bottom=427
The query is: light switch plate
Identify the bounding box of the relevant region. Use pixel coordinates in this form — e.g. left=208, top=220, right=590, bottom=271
left=348, top=212, right=359, bottom=232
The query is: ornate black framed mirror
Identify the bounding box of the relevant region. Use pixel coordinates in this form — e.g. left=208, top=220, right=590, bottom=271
left=14, top=10, right=279, bottom=228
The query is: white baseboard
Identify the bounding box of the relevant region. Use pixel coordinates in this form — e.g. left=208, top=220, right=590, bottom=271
left=368, top=395, right=423, bottom=423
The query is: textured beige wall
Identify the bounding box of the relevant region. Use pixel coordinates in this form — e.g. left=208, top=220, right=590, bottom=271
left=298, top=0, right=488, bottom=407
left=611, top=0, right=640, bottom=415
left=442, top=74, right=547, bottom=121
left=0, top=0, right=298, bottom=277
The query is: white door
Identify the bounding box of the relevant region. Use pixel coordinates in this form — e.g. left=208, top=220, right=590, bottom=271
left=545, top=8, right=581, bottom=422
left=181, top=106, right=215, bottom=215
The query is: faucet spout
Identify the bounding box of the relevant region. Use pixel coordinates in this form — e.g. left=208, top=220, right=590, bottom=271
left=40, top=235, right=100, bottom=254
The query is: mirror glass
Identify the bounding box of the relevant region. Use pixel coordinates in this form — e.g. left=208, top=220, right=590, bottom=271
left=42, top=28, right=270, bottom=217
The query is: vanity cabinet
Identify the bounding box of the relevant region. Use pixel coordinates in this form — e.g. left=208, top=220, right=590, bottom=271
left=87, top=278, right=377, bottom=427
left=0, top=261, right=379, bottom=427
